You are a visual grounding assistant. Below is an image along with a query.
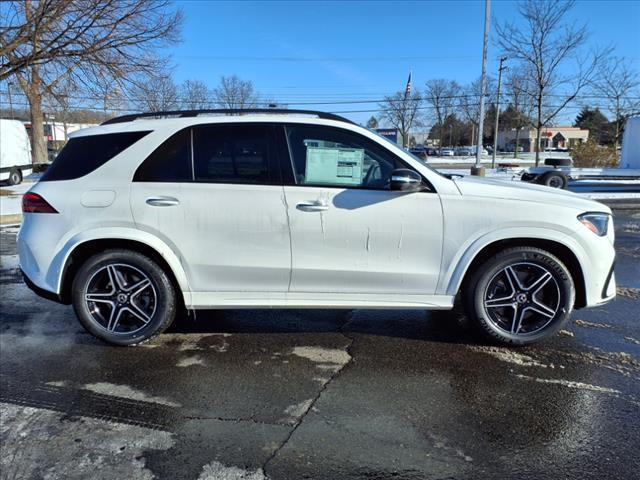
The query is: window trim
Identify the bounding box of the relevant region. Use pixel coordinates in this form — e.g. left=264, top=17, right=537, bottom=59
left=280, top=124, right=435, bottom=193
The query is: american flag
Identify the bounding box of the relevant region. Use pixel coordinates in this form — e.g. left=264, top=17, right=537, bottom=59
left=404, top=71, right=412, bottom=100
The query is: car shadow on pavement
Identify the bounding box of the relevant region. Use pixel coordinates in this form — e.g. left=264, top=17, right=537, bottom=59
left=167, top=307, right=484, bottom=346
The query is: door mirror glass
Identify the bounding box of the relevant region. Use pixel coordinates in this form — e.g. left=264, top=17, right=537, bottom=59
left=389, top=169, right=423, bottom=191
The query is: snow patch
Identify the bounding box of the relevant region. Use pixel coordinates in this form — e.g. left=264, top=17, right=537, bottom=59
left=198, top=461, right=266, bottom=480
left=282, top=399, right=313, bottom=421
left=470, top=346, right=549, bottom=368
left=140, top=333, right=230, bottom=352
left=574, top=319, right=612, bottom=329
left=45, top=380, right=68, bottom=387
left=0, top=402, right=173, bottom=480
left=0, top=254, right=19, bottom=270
left=515, top=375, right=621, bottom=394
left=176, top=355, right=205, bottom=367
left=83, top=382, right=181, bottom=407
left=291, top=346, right=351, bottom=371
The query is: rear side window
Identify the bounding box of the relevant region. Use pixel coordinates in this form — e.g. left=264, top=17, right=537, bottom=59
left=192, top=124, right=272, bottom=184
left=133, top=129, right=191, bottom=182
left=134, top=124, right=277, bottom=184
left=41, top=131, right=150, bottom=182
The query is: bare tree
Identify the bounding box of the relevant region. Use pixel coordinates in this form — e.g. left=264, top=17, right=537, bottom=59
left=1, top=0, right=182, bottom=164
left=502, top=70, right=537, bottom=157
left=378, top=90, right=423, bottom=148
left=424, top=79, right=461, bottom=149
left=590, top=57, right=640, bottom=149
left=130, top=75, right=179, bottom=112
left=44, top=77, right=77, bottom=141
left=458, top=77, right=496, bottom=145
left=213, top=75, right=260, bottom=109
left=495, top=0, right=610, bottom=165
left=180, top=80, right=210, bottom=110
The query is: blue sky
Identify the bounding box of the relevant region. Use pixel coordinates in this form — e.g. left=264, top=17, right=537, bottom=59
left=170, top=0, right=640, bottom=126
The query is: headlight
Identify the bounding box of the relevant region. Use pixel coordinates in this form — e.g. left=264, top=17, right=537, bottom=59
left=578, top=212, right=610, bottom=236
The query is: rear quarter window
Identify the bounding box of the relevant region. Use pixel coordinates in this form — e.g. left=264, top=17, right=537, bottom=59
left=41, top=131, right=150, bottom=182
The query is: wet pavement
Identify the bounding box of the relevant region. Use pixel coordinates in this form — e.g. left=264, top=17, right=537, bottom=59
left=1, top=209, right=639, bottom=480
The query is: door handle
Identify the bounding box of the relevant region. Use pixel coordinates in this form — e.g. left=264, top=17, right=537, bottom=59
left=296, top=201, right=329, bottom=212
left=146, top=196, right=180, bottom=207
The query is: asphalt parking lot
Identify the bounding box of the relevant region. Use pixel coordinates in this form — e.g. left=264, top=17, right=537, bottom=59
left=1, top=208, right=639, bottom=480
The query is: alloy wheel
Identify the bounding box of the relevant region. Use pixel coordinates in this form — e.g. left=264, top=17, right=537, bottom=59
left=483, top=262, right=561, bottom=336
left=83, top=263, right=157, bottom=335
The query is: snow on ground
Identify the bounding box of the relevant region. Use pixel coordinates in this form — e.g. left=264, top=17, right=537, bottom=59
left=0, top=182, right=30, bottom=218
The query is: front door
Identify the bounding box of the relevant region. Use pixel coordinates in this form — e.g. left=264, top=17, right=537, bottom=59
left=130, top=123, right=290, bottom=294
left=282, top=124, right=443, bottom=295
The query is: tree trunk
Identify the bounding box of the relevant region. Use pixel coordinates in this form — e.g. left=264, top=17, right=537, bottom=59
left=514, top=128, right=521, bottom=159
left=26, top=67, right=47, bottom=165
left=614, top=98, right=620, bottom=150
left=535, top=94, right=543, bottom=166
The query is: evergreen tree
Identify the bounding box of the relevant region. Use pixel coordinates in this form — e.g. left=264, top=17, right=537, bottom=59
left=574, top=107, right=612, bottom=145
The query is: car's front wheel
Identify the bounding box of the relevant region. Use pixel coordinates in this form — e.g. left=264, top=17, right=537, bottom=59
left=72, top=249, right=176, bottom=346
left=465, top=247, right=575, bottom=345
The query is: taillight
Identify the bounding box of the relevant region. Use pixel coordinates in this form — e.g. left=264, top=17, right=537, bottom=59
left=22, top=193, right=58, bottom=213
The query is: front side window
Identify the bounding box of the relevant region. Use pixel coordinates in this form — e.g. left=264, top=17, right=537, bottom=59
left=285, top=125, right=403, bottom=189
left=192, top=124, right=271, bottom=184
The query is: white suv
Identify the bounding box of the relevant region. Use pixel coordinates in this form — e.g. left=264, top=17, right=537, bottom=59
left=18, top=110, right=616, bottom=346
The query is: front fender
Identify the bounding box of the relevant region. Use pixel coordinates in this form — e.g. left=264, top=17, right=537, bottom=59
left=440, top=226, right=590, bottom=297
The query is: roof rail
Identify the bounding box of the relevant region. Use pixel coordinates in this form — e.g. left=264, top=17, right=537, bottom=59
left=100, top=108, right=356, bottom=126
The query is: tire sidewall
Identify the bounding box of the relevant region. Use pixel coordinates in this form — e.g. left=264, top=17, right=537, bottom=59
left=72, top=250, right=176, bottom=346
left=470, top=249, right=575, bottom=345
left=8, top=169, right=22, bottom=186
left=542, top=172, right=567, bottom=189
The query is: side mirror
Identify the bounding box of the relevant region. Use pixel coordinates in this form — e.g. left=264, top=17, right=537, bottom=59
left=389, top=169, right=423, bottom=191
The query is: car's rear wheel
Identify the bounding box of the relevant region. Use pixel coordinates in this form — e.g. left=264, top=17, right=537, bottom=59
left=538, top=171, right=568, bottom=189
left=72, top=249, right=176, bottom=346
left=7, top=168, right=22, bottom=186
left=464, top=247, right=575, bottom=345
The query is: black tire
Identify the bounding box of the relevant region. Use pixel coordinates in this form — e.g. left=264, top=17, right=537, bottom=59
left=464, top=247, right=575, bottom=345
left=544, top=158, right=572, bottom=167
left=538, top=171, right=568, bottom=189
left=72, top=249, right=176, bottom=346
left=7, top=169, right=22, bottom=186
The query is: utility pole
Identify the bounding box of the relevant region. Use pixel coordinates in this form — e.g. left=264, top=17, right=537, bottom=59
left=491, top=56, right=507, bottom=168
left=472, top=0, right=490, bottom=176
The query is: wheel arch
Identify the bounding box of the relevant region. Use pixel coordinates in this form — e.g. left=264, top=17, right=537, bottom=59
left=58, top=237, right=189, bottom=305
left=449, top=237, right=587, bottom=309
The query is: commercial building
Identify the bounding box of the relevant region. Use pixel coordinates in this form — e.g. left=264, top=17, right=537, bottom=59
left=497, top=126, right=589, bottom=151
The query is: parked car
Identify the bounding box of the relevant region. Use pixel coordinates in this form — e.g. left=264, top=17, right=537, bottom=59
left=0, top=119, right=32, bottom=185
left=409, top=147, right=427, bottom=159
left=19, top=109, right=616, bottom=347
left=455, top=147, right=473, bottom=156
left=426, top=148, right=439, bottom=156
left=440, top=148, right=455, bottom=156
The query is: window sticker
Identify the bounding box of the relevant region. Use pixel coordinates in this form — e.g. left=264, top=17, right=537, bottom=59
left=304, top=146, right=364, bottom=185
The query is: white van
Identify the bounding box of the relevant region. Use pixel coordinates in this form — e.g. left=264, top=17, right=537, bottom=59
left=0, top=119, right=33, bottom=185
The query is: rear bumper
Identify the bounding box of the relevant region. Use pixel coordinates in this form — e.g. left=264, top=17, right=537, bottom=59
left=21, top=268, right=63, bottom=304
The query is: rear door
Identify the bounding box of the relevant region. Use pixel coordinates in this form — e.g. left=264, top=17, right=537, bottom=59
left=281, top=124, right=443, bottom=295
left=130, top=123, right=291, bottom=294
